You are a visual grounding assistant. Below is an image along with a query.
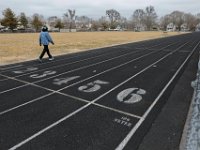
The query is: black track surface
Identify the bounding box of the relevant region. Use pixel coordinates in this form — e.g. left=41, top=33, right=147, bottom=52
left=0, top=32, right=200, bottom=150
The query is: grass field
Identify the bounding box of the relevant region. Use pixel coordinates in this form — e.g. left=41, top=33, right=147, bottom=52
left=0, top=31, right=181, bottom=65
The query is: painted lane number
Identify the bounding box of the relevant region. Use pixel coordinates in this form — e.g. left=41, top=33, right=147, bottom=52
left=78, top=80, right=109, bottom=93
left=53, top=76, right=80, bottom=85
left=13, top=67, right=38, bottom=74
left=30, top=70, right=56, bottom=78
left=117, top=88, right=146, bottom=104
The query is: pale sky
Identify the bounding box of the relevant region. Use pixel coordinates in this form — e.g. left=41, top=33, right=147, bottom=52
left=0, top=0, right=200, bottom=19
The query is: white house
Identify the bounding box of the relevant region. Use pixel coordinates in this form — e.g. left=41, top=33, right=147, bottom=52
left=134, top=24, right=146, bottom=31
left=196, top=23, right=200, bottom=31
left=0, top=23, right=5, bottom=29
left=166, top=23, right=176, bottom=31
left=180, top=23, right=189, bottom=32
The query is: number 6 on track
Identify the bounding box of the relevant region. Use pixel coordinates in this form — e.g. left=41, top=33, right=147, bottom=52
left=117, top=88, right=146, bottom=104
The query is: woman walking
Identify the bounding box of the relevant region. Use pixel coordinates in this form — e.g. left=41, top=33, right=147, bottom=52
left=39, top=25, right=54, bottom=62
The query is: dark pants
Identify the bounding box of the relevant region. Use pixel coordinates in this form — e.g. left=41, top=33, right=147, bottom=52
left=39, top=45, right=52, bottom=59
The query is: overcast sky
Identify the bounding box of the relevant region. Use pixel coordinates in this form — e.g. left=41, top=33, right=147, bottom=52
left=0, top=0, right=200, bottom=19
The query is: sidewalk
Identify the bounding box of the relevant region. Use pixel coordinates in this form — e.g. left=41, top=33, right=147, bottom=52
left=180, top=60, right=200, bottom=150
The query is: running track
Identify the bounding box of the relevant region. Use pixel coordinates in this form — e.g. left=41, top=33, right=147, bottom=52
left=0, top=32, right=200, bottom=150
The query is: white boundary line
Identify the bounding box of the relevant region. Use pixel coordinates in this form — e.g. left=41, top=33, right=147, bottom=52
left=0, top=93, right=53, bottom=116
left=115, top=41, right=200, bottom=150
left=0, top=64, right=24, bottom=71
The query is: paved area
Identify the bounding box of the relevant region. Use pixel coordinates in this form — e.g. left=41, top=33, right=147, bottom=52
left=0, top=32, right=200, bottom=150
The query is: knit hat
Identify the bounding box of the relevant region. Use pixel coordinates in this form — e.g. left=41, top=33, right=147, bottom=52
left=41, top=25, right=48, bottom=32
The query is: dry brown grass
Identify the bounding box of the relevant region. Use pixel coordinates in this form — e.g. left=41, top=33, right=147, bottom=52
left=0, top=31, right=181, bottom=65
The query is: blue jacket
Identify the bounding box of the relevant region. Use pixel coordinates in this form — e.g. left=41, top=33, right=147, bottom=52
left=39, top=31, right=54, bottom=45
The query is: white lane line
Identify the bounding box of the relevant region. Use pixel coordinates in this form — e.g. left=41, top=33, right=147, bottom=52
left=1, top=38, right=181, bottom=89
left=0, top=48, right=152, bottom=94
left=0, top=40, right=188, bottom=117
left=13, top=48, right=145, bottom=78
left=0, top=54, right=82, bottom=73
left=8, top=103, right=91, bottom=150
left=115, top=41, right=200, bottom=150
left=0, top=77, right=90, bottom=116
left=0, top=78, right=9, bottom=82
left=0, top=76, right=140, bottom=121
left=0, top=43, right=118, bottom=73
left=1, top=38, right=176, bottom=79
left=0, top=48, right=136, bottom=82
left=93, top=103, right=142, bottom=119
left=2, top=43, right=135, bottom=77
left=0, top=64, right=23, bottom=71
left=0, top=74, right=7, bottom=81
left=0, top=93, right=53, bottom=116
left=56, top=91, right=142, bottom=119
left=8, top=92, right=140, bottom=150
left=0, top=39, right=179, bottom=83
left=0, top=37, right=150, bottom=73
left=30, top=42, right=180, bottom=86
left=8, top=41, right=190, bottom=150
left=90, top=41, right=190, bottom=103
left=0, top=44, right=165, bottom=95
left=0, top=48, right=156, bottom=113
left=34, top=49, right=158, bottom=83
left=0, top=84, right=28, bottom=95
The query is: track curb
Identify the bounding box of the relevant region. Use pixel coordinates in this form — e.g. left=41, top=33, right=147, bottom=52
left=180, top=57, right=200, bottom=150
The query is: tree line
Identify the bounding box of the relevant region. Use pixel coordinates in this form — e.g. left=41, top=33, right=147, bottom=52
left=0, top=6, right=200, bottom=32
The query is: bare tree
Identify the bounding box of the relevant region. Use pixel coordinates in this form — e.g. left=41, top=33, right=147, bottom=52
left=91, top=20, right=99, bottom=31
left=99, top=16, right=109, bottom=30
left=31, top=14, right=43, bottom=32
left=47, top=16, right=58, bottom=28
left=143, top=6, right=157, bottom=30
left=160, top=14, right=171, bottom=30
left=76, top=16, right=91, bottom=30
left=64, top=9, right=76, bottom=31
left=169, top=11, right=185, bottom=31
left=184, top=13, right=197, bottom=31
left=132, top=9, right=145, bottom=31
left=55, top=19, right=64, bottom=30
left=196, top=13, right=200, bottom=24
left=106, top=9, right=121, bottom=29
left=119, top=17, right=128, bottom=29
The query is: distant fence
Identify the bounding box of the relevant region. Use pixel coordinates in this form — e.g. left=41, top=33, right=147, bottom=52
left=0, top=28, right=78, bottom=33
left=60, top=29, right=77, bottom=32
